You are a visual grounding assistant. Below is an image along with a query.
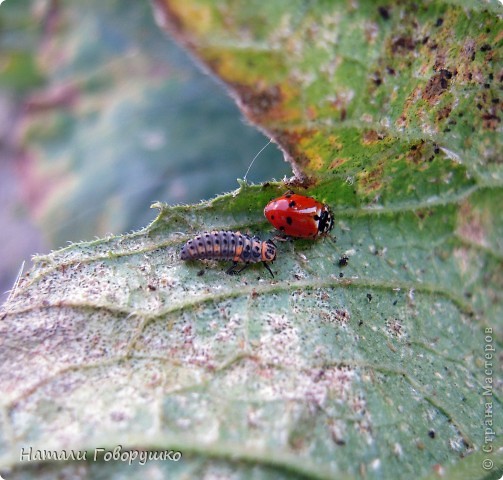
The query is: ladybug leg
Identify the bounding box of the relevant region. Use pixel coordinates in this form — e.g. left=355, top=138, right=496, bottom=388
left=263, top=262, right=275, bottom=278
left=272, top=234, right=290, bottom=242
left=225, top=262, right=239, bottom=275
left=235, top=263, right=251, bottom=274
left=226, top=262, right=250, bottom=275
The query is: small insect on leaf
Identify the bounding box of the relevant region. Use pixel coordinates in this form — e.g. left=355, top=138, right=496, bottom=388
left=264, top=192, right=334, bottom=239
left=180, top=231, right=276, bottom=278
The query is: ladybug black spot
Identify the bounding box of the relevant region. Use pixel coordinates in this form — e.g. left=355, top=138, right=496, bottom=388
left=289, top=201, right=296, bottom=207
left=313, top=214, right=320, bottom=221
left=271, top=215, right=275, bottom=220
left=279, top=226, right=286, bottom=231
left=286, top=217, right=293, bottom=225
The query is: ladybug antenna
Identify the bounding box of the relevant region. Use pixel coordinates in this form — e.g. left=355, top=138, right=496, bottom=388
left=243, top=138, right=273, bottom=183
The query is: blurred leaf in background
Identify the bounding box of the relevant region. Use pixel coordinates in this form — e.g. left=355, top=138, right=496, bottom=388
left=0, top=0, right=289, bottom=297
left=0, top=0, right=46, bottom=297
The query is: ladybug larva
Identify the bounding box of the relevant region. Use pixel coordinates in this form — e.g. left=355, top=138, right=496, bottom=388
left=180, top=231, right=277, bottom=277
left=264, top=192, right=334, bottom=239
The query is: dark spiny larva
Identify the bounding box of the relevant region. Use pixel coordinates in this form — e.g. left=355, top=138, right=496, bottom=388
left=180, top=231, right=276, bottom=277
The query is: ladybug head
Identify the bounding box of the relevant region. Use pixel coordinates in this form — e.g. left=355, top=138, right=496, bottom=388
left=318, top=207, right=334, bottom=235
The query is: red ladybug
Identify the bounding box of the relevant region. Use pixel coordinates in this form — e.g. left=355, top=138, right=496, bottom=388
left=264, top=192, right=334, bottom=239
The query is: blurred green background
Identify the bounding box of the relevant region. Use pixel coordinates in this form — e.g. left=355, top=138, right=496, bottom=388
left=0, top=0, right=290, bottom=299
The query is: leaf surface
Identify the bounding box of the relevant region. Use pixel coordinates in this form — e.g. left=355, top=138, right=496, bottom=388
left=1, top=0, right=502, bottom=479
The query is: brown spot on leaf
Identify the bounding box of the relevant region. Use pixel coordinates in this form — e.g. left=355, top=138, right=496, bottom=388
left=334, top=309, right=351, bottom=323
left=473, top=89, right=502, bottom=131
left=406, top=140, right=428, bottom=165
left=362, top=130, right=385, bottom=145
left=481, top=113, right=501, bottom=130
left=284, top=174, right=315, bottom=189
left=436, top=104, right=452, bottom=121
left=391, top=35, right=416, bottom=55
left=456, top=200, right=488, bottom=248
left=386, top=318, right=404, bottom=338
left=232, top=84, right=282, bottom=122
left=329, top=158, right=348, bottom=170
left=269, top=129, right=317, bottom=186
left=358, top=161, right=384, bottom=194
left=151, top=0, right=196, bottom=49
left=422, top=69, right=452, bottom=105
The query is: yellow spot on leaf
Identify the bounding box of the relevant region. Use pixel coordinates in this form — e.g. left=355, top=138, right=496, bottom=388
left=328, top=135, right=343, bottom=150
left=162, top=1, right=214, bottom=37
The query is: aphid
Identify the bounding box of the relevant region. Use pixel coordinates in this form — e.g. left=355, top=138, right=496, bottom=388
left=264, top=192, right=334, bottom=239
left=180, top=231, right=276, bottom=277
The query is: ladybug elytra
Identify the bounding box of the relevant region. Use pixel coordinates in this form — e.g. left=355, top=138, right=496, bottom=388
left=264, top=192, right=334, bottom=239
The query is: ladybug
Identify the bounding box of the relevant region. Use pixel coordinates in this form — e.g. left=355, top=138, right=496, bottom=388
left=180, top=231, right=276, bottom=277
left=264, top=192, right=334, bottom=239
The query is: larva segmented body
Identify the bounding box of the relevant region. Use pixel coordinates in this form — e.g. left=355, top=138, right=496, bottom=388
left=180, top=231, right=276, bottom=277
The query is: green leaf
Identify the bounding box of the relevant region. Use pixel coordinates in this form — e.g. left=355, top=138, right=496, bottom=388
left=1, top=1, right=502, bottom=479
